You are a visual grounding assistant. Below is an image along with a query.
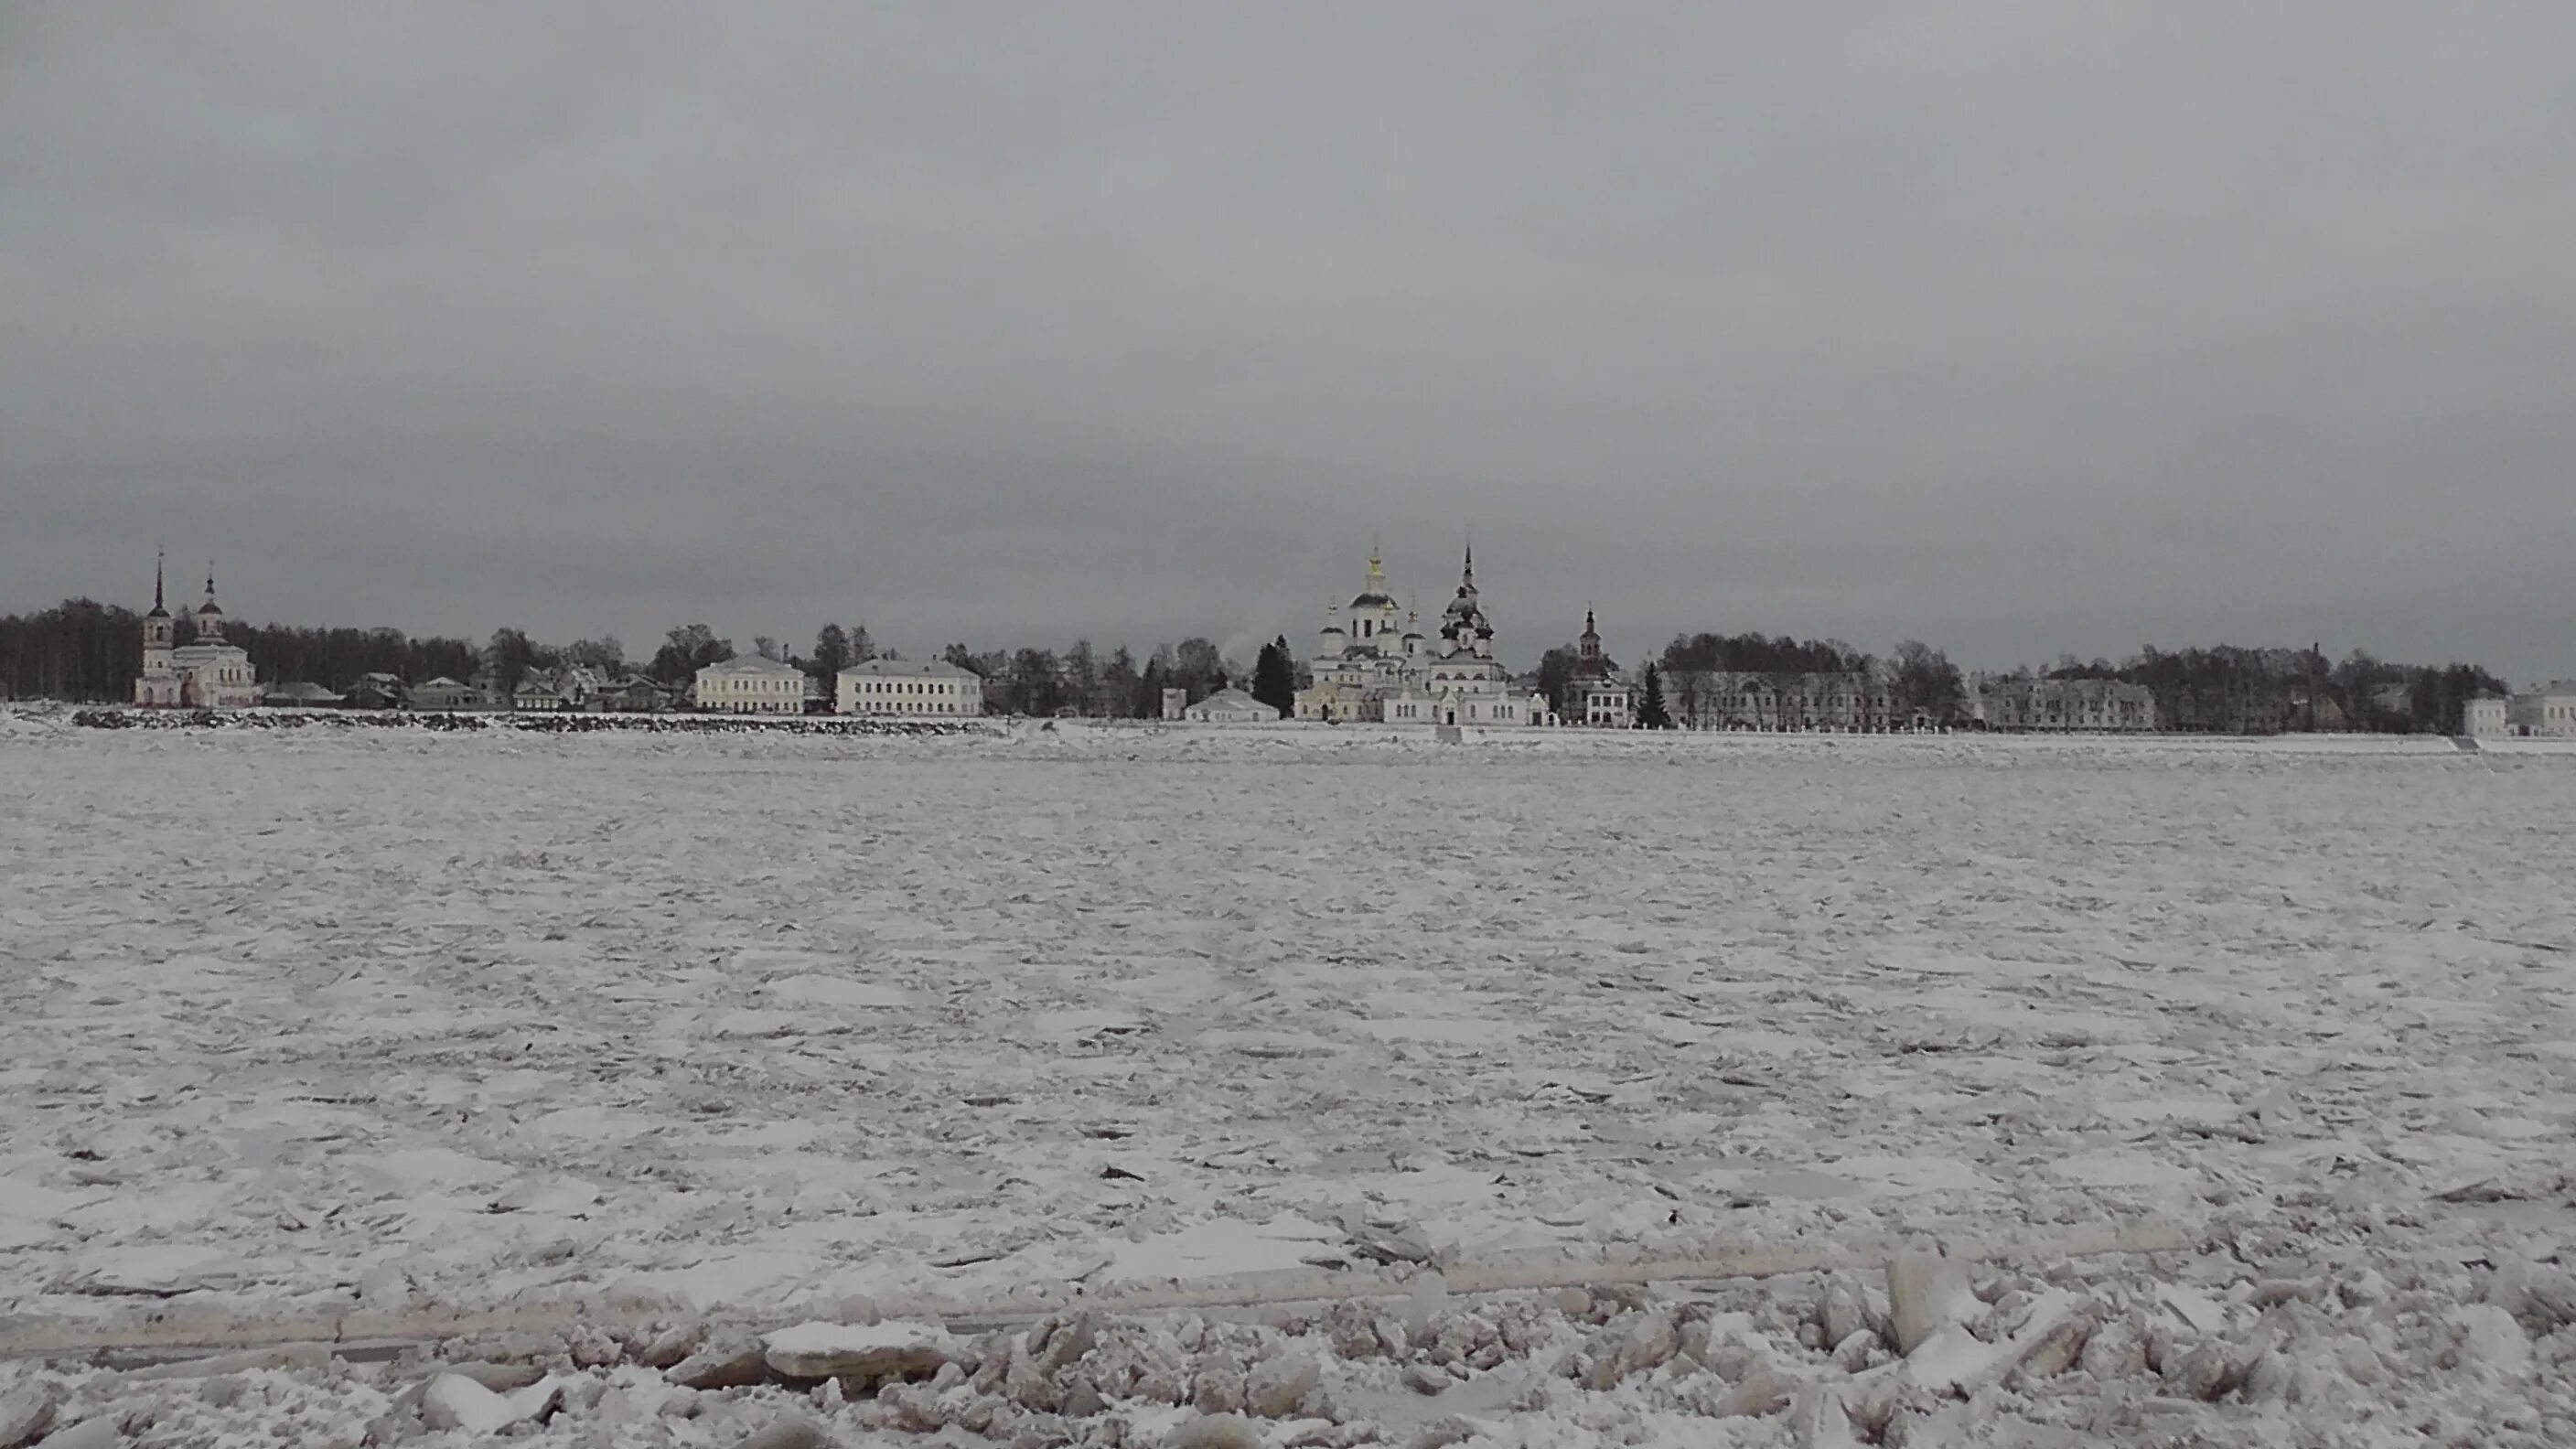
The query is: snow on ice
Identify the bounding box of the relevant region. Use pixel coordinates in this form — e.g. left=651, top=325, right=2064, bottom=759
left=0, top=714, right=2571, bottom=1444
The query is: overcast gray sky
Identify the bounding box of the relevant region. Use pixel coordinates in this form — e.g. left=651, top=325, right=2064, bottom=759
left=5, top=3, right=2571, bottom=678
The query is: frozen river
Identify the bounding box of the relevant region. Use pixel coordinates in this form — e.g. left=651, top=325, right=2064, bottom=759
left=1, top=718, right=2570, bottom=1444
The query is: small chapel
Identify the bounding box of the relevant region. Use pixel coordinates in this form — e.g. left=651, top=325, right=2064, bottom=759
left=134, top=556, right=261, bottom=708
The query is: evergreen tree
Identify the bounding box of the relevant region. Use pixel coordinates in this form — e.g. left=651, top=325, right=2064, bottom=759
left=485, top=628, right=537, bottom=694
left=1637, top=662, right=1673, bottom=728
left=648, top=624, right=733, bottom=683
left=1104, top=645, right=1141, bottom=717
left=1064, top=639, right=1101, bottom=716
left=1251, top=636, right=1296, bottom=717
left=811, top=623, right=851, bottom=680
left=563, top=636, right=625, bottom=673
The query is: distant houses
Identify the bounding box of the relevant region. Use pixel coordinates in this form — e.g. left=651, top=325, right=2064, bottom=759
left=109, top=551, right=2533, bottom=735
left=343, top=673, right=407, bottom=710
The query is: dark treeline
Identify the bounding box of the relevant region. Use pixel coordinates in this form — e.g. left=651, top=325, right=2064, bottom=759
left=1, top=596, right=2513, bottom=733
left=936, top=637, right=1244, bottom=716
left=0, top=599, right=1272, bottom=718
left=0, top=599, right=480, bottom=703
left=2036, top=645, right=2507, bottom=735
left=1660, top=631, right=1873, bottom=676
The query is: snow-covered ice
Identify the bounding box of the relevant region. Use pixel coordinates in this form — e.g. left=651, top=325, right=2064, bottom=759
left=1, top=716, right=2571, bottom=1444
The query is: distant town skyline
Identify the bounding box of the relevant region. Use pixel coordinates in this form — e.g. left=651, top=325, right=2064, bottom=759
left=6, top=5, right=2571, bottom=682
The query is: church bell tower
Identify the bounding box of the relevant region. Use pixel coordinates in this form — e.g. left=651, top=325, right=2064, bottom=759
left=194, top=563, right=225, bottom=642
left=142, top=552, right=175, bottom=671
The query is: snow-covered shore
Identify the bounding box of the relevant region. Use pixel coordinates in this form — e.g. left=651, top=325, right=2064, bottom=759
left=0, top=721, right=2569, bottom=1444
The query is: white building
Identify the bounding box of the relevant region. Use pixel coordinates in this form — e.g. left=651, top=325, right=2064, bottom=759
left=1293, top=546, right=1546, bottom=726
left=2531, top=683, right=2576, bottom=738
left=2480, top=682, right=2576, bottom=738
left=411, top=677, right=482, bottom=712
left=134, top=558, right=260, bottom=708
left=1185, top=687, right=1278, bottom=724
left=837, top=658, right=981, bottom=717
left=1961, top=674, right=2156, bottom=733
left=695, top=653, right=808, bottom=714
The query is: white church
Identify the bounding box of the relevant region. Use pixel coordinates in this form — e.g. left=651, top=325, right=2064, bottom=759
left=1293, top=546, right=1549, bottom=726
left=134, top=557, right=261, bottom=708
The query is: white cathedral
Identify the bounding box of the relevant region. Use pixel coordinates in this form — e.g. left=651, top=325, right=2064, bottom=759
left=1293, top=546, right=1549, bottom=726
left=134, top=557, right=261, bottom=708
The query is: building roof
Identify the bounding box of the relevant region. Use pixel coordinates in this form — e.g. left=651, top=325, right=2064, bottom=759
left=699, top=653, right=804, bottom=677
left=266, top=682, right=344, bottom=703
left=1188, top=688, right=1272, bottom=714
left=839, top=658, right=980, bottom=681
left=168, top=639, right=249, bottom=663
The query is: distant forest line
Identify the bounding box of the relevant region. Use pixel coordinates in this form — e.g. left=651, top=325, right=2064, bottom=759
left=0, top=596, right=2510, bottom=733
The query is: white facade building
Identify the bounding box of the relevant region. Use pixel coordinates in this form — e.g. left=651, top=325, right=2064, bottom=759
left=696, top=653, right=808, bottom=714
left=1961, top=674, right=2156, bottom=733
left=1293, top=546, right=1546, bottom=726
left=1184, top=687, right=1278, bottom=724
left=2532, top=683, right=2576, bottom=738
left=134, top=558, right=260, bottom=708
left=2466, top=684, right=2576, bottom=739
left=837, top=658, right=981, bottom=716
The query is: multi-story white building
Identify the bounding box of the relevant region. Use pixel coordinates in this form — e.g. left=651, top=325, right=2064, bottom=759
left=837, top=658, right=981, bottom=716
left=133, top=557, right=260, bottom=708
left=2478, top=682, right=2576, bottom=738
left=1293, top=546, right=1546, bottom=726
left=2529, top=683, right=2576, bottom=737
left=1666, top=671, right=1900, bottom=732
left=695, top=653, right=808, bottom=714
left=1962, top=674, right=2157, bottom=732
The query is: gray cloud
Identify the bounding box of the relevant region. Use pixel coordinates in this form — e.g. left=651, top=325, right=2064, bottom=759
left=5, top=2, right=2571, bottom=678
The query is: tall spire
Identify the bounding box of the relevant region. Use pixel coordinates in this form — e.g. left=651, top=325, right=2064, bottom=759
left=154, top=551, right=165, bottom=611
left=1461, top=538, right=1476, bottom=590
